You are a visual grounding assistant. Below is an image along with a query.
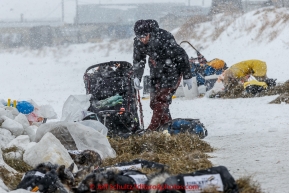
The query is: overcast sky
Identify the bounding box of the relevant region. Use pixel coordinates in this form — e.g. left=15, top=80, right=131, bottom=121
left=0, top=0, right=212, bottom=23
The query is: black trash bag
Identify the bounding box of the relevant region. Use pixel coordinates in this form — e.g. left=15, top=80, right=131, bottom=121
left=17, top=170, right=61, bottom=193
left=265, top=78, right=277, bottom=87
left=245, top=85, right=264, bottom=95
left=159, top=166, right=238, bottom=193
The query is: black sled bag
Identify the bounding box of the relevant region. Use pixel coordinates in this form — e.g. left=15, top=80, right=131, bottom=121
left=160, top=166, right=238, bottom=193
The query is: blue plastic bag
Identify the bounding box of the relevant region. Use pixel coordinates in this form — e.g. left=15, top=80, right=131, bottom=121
left=16, top=101, right=34, bottom=114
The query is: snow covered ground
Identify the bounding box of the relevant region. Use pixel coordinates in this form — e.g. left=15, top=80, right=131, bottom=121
left=1, top=7, right=289, bottom=193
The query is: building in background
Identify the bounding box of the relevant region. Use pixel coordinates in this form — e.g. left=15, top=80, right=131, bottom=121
left=76, top=3, right=209, bottom=38
left=0, top=0, right=284, bottom=48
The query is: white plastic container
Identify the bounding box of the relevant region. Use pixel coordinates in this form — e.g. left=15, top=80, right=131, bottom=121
left=175, top=84, right=185, bottom=97
left=182, top=77, right=199, bottom=99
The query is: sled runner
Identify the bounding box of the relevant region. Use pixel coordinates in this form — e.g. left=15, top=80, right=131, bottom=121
left=83, top=61, right=142, bottom=138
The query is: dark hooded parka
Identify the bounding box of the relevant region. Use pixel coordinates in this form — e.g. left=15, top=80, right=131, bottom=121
left=133, top=20, right=192, bottom=89
left=133, top=19, right=192, bottom=130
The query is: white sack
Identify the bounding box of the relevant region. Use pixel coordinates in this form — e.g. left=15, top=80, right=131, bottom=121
left=61, top=95, right=92, bottom=122
left=23, top=132, right=76, bottom=172
left=6, top=135, right=30, bottom=150
left=1, top=116, right=24, bottom=136
left=0, top=108, right=14, bottom=119
left=79, top=120, right=108, bottom=136
left=35, top=121, right=116, bottom=159
left=14, top=113, right=30, bottom=129
left=0, top=129, right=15, bottom=148
left=23, top=125, right=37, bottom=142
left=5, top=106, right=19, bottom=117
left=38, top=105, right=57, bottom=119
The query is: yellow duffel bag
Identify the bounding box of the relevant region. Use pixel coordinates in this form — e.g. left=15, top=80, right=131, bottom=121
left=207, top=58, right=225, bottom=70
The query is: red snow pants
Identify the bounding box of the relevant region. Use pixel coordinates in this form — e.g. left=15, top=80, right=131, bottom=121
left=147, top=76, right=182, bottom=131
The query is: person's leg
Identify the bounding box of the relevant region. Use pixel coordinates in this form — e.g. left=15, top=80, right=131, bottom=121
left=149, top=82, right=158, bottom=110
left=147, top=77, right=181, bottom=131
left=160, top=77, right=182, bottom=125
left=160, top=106, right=172, bottom=126
left=147, top=87, right=170, bottom=131
left=147, top=82, right=159, bottom=130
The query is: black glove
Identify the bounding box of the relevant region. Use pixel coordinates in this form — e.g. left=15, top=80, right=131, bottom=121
left=134, top=61, right=146, bottom=71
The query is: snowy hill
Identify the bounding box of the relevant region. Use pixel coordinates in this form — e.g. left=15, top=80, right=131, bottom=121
left=1, top=7, right=289, bottom=192
left=176, top=6, right=289, bottom=81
